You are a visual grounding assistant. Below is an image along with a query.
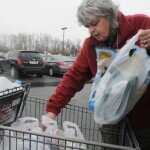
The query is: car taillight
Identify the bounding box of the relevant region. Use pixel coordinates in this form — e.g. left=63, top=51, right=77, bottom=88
left=16, top=58, right=23, bottom=65
left=41, top=60, right=46, bottom=66
left=57, top=62, right=64, bottom=66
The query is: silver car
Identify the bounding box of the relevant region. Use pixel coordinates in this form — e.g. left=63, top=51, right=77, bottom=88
left=44, top=54, right=73, bottom=76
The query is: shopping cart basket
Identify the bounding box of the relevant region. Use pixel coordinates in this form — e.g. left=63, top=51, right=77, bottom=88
left=0, top=96, right=140, bottom=150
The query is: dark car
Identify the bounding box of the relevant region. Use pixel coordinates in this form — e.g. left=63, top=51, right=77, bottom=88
left=43, top=54, right=73, bottom=76
left=0, top=50, right=45, bottom=78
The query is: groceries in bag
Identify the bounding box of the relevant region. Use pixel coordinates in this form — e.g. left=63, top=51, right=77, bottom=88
left=89, top=48, right=116, bottom=110
left=3, top=116, right=86, bottom=150
left=89, top=32, right=150, bottom=125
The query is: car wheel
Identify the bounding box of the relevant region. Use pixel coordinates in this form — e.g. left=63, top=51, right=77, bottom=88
left=49, top=67, right=55, bottom=76
left=36, top=73, right=43, bottom=78
left=10, top=66, right=18, bottom=78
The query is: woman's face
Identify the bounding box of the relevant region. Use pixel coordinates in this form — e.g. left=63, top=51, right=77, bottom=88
left=85, top=16, right=111, bottom=42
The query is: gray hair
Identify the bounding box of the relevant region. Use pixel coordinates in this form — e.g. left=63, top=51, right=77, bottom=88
left=77, top=0, right=119, bottom=34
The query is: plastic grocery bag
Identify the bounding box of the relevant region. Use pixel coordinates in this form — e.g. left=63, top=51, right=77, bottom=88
left=0, top=77, right=20, bottom=91
left=0, top=76, right=22, bottom=96
left=42, top=115, right=58, bottom=129
left=11, top=117, right=51, bottom=150
left=24, top=127, right=47, bottom=150
left=1, top=117, right=41, bottom=150
left=89, top=32, right=150, bottom=124
left=0, top=130, right=24, bottom=150
left=11, top=117, right=39, bottom=131
left=42, top=115, right=65, bottom=150
left=89, top=48, right=116, bottom=110
left=63, top=121, right=86, bottom=150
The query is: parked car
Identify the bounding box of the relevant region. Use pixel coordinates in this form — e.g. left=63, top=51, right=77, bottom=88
left=0, top=52, right=7, bottom=58
left=0, top=55, right=5, bottom=61
left=0, top=50, right=45, bottom=78
left=43, top=54, right=73, bottom=76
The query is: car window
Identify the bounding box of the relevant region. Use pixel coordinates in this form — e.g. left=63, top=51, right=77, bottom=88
left=7, top=52, right=11, bottom=58
left=40, top=53, right=46, bottom=59
left=0, top=52, right=6, bottom=57
left=45, top=56, right=55, bottom=61
left=19, top=51, right=41, bottom=60
left=7, top=51, right=18, bottom=59
left=53, top=55, right=72, bottom=61
left=12, top=51, right=18, bottom=58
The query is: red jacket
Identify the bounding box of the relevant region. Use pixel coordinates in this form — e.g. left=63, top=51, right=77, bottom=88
left=46, top=13, right=150, bottom=129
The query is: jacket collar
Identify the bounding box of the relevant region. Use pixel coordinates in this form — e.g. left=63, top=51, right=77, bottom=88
left=116, top=12, right=134, bottom=47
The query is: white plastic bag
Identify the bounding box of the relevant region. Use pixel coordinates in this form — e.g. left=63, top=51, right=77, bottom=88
left=24, top=127, right=48, bottom=150
left=45, top=128, right=65, bottom=150
left=0, top=77, right=20, bottom=91
left=42, top=115, right=58, bottom=129
left=89, top=48, right=116, bottom=110
left=42, top=115, right=65, bottom=150
left=90, top=33, right=150, bottom=125
left=0, top=130, right=24, bottom=150
left=0, top=77, right=22, bottom=96
left=2, top=117, right=41, bottom=150
left=11, top=117, right=51, bottom=150
left=11, top=117, right=39, bottom=131
left=63, top=121, right=86, bottom=150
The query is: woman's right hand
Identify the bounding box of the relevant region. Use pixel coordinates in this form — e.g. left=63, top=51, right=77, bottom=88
left=139, top=29, right=150, bottom=49
left=41, top=112, right=57, bottom=131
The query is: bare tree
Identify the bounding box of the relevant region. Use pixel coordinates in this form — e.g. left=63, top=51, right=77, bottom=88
left=0, top=33, right=81, bottom=56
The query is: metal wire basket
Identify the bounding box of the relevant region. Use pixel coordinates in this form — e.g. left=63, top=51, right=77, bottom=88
left=0, top=95, right=140, bottom=150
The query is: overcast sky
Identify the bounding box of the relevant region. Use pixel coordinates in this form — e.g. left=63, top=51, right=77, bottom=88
left=0, top=0, right=150, bottom=44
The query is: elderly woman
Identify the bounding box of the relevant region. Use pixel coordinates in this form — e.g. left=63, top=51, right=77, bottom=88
left=46, top=0, right=150, bottom=149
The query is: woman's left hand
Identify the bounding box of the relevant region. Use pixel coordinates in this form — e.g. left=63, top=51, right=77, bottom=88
left=139, top=29, right=150, bottom=49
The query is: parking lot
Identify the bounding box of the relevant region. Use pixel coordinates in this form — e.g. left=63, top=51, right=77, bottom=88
left=0, top=72, right=92, bottom=107
left=1, top=72, right=61, bottom=86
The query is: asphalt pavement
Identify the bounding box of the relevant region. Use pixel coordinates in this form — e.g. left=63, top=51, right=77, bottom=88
left=21, top=75, right=62, bottom=87
left=1, top=72, right=93, bottom=87
left=0, top=72, right=62, bottom=87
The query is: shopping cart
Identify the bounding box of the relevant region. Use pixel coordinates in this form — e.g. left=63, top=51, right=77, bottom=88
left=0, top=96, right=141, bottom=150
